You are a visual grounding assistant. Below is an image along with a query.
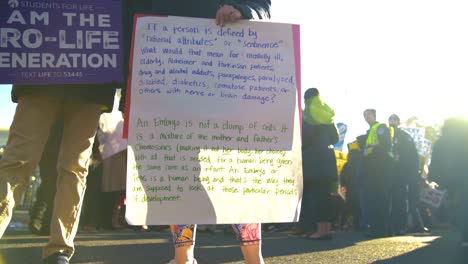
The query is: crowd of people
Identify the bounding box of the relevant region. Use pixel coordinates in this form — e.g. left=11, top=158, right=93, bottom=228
left=339, top=110, right=467, bottom=246
left=4, top=83, right=466, bottom=263
left=1, top=1, right=467, bottom=264
left=336, top=109, right=428, bottom=238
left=280, top=90, right=457, bottom=244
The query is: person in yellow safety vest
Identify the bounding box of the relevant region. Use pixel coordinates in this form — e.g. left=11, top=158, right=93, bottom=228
left=363, top=109, right=392, bottom=157
left=361, top=109, right=393, bottom=238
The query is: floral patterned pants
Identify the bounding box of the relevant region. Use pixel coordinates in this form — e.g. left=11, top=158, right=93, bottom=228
left=170, top=224, right=261, bottom=247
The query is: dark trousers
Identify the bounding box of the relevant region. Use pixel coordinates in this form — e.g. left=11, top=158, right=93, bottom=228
left=30, top=116, right=63, bottom=233
left=407, top=180, right=432, bottom=231
left=390, top=183, right=408, bottom=234
left=459, top=183, right=468, bottom=242
left=80, top=163, right=104, bottom=229
left=299, top=182, right=335, bottom=232
left=363, top=154, right=392, bottom=236
left=366, top=186, right=390, bottom=236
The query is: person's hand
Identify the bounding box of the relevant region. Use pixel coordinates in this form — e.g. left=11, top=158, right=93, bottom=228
left=216, top=5, right=242, bottom=26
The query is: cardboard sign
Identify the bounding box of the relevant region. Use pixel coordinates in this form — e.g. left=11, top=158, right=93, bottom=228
left=125, top=16, right=302, bottom=225
left=420, top=184, right=446, bottom=208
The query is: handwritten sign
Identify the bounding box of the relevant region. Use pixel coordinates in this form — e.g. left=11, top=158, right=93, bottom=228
left=0, top=0, right=122, bottom=84
left=126, top=16, right=302, bottom=225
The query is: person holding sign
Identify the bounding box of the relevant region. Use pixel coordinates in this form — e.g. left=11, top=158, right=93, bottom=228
left=0, top=82, right=116, bottom=264
left=122, top=1, right=271, bottom=264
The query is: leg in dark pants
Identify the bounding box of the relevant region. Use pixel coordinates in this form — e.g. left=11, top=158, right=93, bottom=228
left=29, top=117, right=63, bottom=235
left=390, top=183, right=408, bottom=235
left=363, top=155, right=391, bottom=237
left=297, top=184, right=316, bottom=234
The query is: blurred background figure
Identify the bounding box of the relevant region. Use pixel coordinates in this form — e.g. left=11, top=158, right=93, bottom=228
left=428, top=117, right=468, bottom=247
left=79, top=139, right=105, bottom=232
left=339, top=141, right=364, bottom=231
left=388, top=114, right=420, bottom=235
left=101, top=149, right=128, bottom=230
left=97, top=89, right=129, bottom=231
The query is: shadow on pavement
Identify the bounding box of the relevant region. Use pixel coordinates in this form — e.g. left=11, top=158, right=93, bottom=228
left=373, top=231, right=467, bottom=264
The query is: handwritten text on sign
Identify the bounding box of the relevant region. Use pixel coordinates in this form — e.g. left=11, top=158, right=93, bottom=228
left=126, top=16, right=302, bottom=225
left=0, top=0, right=122, bottom=84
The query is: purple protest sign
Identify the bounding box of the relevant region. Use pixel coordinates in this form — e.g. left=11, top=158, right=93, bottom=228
left=0, top=0, right=122, bottom=85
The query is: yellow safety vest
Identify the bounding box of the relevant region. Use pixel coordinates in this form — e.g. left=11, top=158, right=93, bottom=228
left=364, top=123, right=394, bottom=159
left=364, top=123, right=380, bottom=156
left=366, top=123, right=380, bottom=145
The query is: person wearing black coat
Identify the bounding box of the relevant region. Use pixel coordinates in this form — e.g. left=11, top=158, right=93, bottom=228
left=388, top=114, right=420, bottom=235
left=300, top=119, right=339, bottom=240
left=428, top=118, right=468, bottom=247
left=292, top=88, right=339, bottom=240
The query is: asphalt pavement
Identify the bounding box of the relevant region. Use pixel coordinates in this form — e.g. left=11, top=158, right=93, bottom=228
left=1, top=222, right=467, bottom=264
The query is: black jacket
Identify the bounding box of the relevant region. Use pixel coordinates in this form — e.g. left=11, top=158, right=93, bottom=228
left=392, top=127, right=419, bottom=183
left=302, top=120, right=339, bottom=183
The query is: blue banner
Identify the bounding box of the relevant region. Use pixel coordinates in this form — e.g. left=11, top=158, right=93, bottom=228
left=0, top=0, right=122, bottom=84
left=334, top=122, right=347, bottom=151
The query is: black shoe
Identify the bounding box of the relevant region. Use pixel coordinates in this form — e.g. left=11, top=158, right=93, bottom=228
left=43, top=253, right=69, bottom=264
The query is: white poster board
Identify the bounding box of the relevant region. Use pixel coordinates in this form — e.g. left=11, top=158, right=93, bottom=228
left=125, top=16, right=302, bottom=225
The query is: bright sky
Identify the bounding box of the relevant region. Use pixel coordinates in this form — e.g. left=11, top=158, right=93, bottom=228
left=0, top=85, right=14, bottom=129
left=2, top=1, right=468, bottom=142
left=271, top=0, right=468, bottom=143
